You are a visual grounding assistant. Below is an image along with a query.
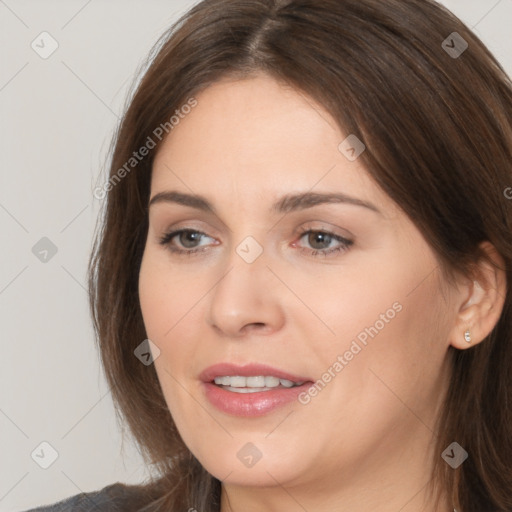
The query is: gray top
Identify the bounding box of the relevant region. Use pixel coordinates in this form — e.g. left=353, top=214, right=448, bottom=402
left=22, top=483, right=152, bottom=511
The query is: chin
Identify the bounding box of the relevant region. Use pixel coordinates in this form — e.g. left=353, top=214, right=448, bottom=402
left=193, top=441, right=308, bottom=488
left=207, top=459, right=302, bottom=487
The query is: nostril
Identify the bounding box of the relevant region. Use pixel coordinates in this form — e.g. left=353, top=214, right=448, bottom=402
left=243, top=322, right=269, bottom=333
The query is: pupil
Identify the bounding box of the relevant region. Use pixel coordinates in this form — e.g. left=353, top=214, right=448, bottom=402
left=181, top=231, right=200, bottom=248
left=309, top=232, right=331, bottom=250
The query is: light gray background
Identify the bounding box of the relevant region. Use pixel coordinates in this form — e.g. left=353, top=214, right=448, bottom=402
left=1, top=1, right=511, bottom=510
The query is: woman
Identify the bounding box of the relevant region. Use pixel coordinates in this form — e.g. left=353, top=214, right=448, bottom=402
left=27, top=0, right=512, bottom=510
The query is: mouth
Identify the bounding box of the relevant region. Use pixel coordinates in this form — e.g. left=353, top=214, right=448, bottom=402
left=212, top=375, right=306, bottom=393
left=199, top=363, right=314, bottom=417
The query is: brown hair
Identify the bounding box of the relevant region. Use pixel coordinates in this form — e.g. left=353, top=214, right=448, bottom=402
left=88, top=0, right=512, bottom=510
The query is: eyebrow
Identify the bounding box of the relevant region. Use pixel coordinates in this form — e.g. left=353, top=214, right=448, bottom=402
left=148, top=190, right=381, bottom=215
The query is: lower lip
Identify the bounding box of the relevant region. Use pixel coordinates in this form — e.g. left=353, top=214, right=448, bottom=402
left=203, top=382, right=312, bottom=417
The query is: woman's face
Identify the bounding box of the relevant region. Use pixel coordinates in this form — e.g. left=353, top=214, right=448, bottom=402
left=138, top=74, right=459, bottom=495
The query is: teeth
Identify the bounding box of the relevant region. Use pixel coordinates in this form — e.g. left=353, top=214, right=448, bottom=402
left=213, top=375, right=305, bottom=389
left=228, top=376, right=246, bottom=388
left=265, top=376, right=280, bottom=387
left=246, top=376, right=265, bottom=387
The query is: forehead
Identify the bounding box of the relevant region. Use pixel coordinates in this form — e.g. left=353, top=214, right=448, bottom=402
left=151, top=74, right=393, bottom=216
left=155, top=74, right=339, bottom=162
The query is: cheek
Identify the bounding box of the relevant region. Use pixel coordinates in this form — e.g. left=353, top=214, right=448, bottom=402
left=138, top=249, right=208, bottom=426
left=323, top=266, right=450, bottom=425
left=288, top=271, right=450, bottom=470
left=269, top=256, right=409, bottom=360
left=138, top=249, right=205, bottom=339
left=293, top=251, right=450, bottom=402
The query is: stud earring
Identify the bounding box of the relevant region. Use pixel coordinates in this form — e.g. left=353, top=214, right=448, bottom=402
left=464, top=328, right=472, bottom=344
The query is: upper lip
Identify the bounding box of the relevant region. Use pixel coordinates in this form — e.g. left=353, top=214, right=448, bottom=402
left=199, top=363, right=312, bottom=383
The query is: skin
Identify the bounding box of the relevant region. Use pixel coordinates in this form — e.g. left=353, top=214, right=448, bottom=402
left=138, top=73, right=506, bottom=512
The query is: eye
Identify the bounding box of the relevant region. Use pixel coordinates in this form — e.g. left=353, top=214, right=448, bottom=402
left=159, top=229, right=216, bottom=255
left=294, top=228, right=353, bottom=257
left=158, top=227, right=353, bottom=258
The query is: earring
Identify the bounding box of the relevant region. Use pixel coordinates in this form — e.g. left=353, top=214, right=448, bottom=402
left=464, top=328, right=472, bottom=344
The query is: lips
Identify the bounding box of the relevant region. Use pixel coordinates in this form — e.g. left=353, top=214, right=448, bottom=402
left=199, top=363, right=314, bottom=417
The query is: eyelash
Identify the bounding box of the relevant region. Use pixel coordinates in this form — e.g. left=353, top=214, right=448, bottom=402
left=158, top=227, right=353, bottom=258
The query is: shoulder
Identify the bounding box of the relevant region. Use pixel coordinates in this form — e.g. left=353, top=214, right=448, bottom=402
left=22, top=482, right=154, bottom=512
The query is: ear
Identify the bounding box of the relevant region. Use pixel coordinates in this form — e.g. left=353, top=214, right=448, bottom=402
left=449, top=241, right=507, bottom=350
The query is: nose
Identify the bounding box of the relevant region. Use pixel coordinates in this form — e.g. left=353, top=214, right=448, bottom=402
left=206, top=246, right=286, bottom=338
